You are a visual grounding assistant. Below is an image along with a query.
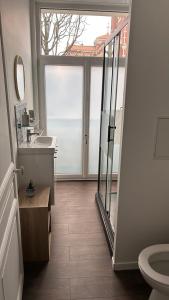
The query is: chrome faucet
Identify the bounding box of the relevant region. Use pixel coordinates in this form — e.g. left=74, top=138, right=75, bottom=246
left=27, top=129, right=39, bottom=143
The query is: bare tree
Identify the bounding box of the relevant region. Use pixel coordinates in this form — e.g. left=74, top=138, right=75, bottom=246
left=41, top=12, right=87, bottom=55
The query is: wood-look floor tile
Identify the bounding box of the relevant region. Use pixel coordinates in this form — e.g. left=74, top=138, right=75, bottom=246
left=53, top=202, right=96, bottom=211
left=24, top=260, right=113, bottom=280
left=24, top=277, right=70, bottom=296
left=68, top=222, right=103, bottom=234
left=67, top=260, right=113, bottom=278
left=72, top=296, right=149, bottom=300
left=52, top=206, right=99, bottom=213
left=69, top=245, right=110, bottom=261
left=70, top=277, right=121, bottom=299
left=51, top=223, right=69, bottom=234
left=70, top=276, right=149, bottom=299
left=52, top=208, right=98, bottom=218
left=52, top=233, right=106, bottom=246
left=112, top=271, right=150, bottom=295
left=52, top=213, right=100, bottom=225
left=110, top=295, right=150, bottom=300
left=23, top=181, right=149, bottom=300
left=23, top=290, right=70, bottom=300
left=35, top=260, right=113, bottom=279
left=50, top=245, right=69, bottom=262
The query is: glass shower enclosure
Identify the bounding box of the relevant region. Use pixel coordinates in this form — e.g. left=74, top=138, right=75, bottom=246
left=96, top=19, right=128, bottom=254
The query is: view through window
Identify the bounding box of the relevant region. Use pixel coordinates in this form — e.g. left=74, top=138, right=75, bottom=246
left=41, top=10, right=128, bottom=57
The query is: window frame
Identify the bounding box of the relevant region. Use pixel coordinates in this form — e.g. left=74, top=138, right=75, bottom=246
left=32, top=2, right=128, bottom=180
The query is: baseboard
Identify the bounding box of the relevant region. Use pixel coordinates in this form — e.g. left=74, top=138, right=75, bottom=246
left=112, top=257, right=138, bottom=270
left=54, top=174, right=118, bottom=181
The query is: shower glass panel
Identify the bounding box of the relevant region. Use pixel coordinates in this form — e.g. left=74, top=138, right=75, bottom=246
left=109, top=25, right=128, bottom=229
left=112, top=66, right=125, bottom=174
left=45, top=65, right=83, bottom=175
left=98, top=41, right=114, bottom=208
left=98, top=34, right=120, bottom=218
left=96, top=18, right=128, bottom=254
left=89, top=67, right=102, bottom=175
left=106, top=35, right=120, bottom=214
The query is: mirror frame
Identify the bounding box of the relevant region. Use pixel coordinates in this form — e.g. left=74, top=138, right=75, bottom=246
left=14, top=55, right=25, bottom=101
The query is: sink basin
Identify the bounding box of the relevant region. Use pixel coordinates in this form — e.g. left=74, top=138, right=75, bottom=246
left=18, top=135, right=57, bottom=154
left=33, top=136, right=53, bottom=147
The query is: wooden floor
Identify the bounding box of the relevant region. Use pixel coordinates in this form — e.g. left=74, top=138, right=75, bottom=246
left=23, top=181, right=150, bottom=300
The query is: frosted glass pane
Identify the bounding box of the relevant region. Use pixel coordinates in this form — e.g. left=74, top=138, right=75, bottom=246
left=89, top=67, right=102, bottom=174
left=45, top=65, right=83, bottom=175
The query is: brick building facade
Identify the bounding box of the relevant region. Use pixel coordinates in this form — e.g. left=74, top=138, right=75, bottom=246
left=67, top=16, right=128, bottom=57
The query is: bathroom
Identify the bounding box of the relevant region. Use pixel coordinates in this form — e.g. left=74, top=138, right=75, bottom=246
left=0, top=0, right=169, bottom=299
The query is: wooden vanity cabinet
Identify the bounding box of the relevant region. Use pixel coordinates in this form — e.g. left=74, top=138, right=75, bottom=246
left=19, top=186, right=51, bottom=262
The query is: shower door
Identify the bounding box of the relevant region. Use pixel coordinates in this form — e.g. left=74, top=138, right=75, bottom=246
left=106, top=36, right=120, bottom=214
left=98, top=35, right=120, bottom=209
left=98, top=40, right=114, bottom=209
left=97, top=34, right=120, bottom=251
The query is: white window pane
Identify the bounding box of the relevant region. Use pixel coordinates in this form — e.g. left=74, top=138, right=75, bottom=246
left=89, top=67, right=102, bottom=174
left=45, top=65, right=83, bottom=175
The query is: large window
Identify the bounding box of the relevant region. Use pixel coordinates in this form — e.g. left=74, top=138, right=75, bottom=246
left=37, top=8, right=128, bottom=178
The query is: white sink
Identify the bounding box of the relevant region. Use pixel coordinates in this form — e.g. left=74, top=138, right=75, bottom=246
left=19, top=135, right=57, bottom=154
left=33, top=136, right=53, bottom=147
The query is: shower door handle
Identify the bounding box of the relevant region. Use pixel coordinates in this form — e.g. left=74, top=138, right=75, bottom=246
left=108, top=125, right=116, bottom=142
left=84, top=134, right=88, bottom=145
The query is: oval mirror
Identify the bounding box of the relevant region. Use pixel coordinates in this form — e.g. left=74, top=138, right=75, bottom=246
left=14, top=55, right=25, bottom=101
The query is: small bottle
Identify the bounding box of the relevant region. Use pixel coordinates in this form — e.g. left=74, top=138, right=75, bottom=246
left=26, top=180, right=35, bottom=197
left=22, top=109, right=29, bottom=127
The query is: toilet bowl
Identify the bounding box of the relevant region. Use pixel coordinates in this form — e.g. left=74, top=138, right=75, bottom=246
left=138, top=244, right=169, bottom=300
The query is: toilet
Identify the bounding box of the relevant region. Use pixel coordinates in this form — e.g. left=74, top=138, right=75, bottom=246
left=138, top=244, right=169, bottom=300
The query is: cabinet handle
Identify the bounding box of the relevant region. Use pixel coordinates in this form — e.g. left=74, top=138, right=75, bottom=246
left=54, top=156, right=57, bottom=159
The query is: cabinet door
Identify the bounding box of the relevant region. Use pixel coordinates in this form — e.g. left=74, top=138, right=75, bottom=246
left=1, top=214, right=23, bottom=300
left=0, top=25, right=23, bottom=300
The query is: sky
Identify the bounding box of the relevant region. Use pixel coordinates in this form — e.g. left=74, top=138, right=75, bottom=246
left=76, top=15, right=112, bottom=45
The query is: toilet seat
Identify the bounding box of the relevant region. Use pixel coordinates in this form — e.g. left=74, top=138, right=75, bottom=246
left=138, top=244, right=169, bottom=287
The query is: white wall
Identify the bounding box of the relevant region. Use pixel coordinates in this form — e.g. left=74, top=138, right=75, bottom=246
left=0, top=0, right=33, bottom=157
left=114, top=0, right=169, bottom=269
